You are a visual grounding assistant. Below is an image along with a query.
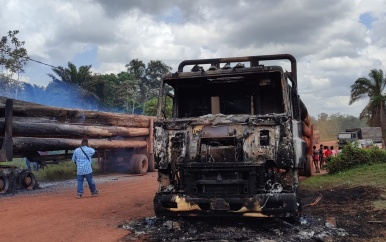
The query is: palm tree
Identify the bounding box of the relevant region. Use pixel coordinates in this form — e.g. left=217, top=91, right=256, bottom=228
left=48, top=62, right=92, bottom=86
left=125, top=59, right=146, bottom=80
left=349, top=69, right=386, bottom=132
left=47, top=62, right=99, bottom=109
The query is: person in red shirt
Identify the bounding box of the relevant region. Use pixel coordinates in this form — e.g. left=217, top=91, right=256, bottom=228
left=321, top=146, right=329, bottom=169
left=325, top=146, right=333, bottom=161
left=322, top=146, right=333, bottom=170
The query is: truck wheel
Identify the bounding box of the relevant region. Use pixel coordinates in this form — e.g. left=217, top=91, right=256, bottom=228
left=129, top=154, right=139, bottom=173
left=148, top=154, right=155, bottom=172
left=18, top=170, right=36, bottom=190
left=0, top=172, right=9, bottom=193
left=134, top=154, right=148, bottom=175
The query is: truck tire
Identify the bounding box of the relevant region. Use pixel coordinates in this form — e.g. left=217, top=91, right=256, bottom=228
left=148, top=154, right=155, bottom=172
left=129, top=154, right=139, bottom=173
left=134, top=154, right=148, bottom=175
left=18, top=170, right=36, bottom=190
left=0, top=172, right=9, bottom=193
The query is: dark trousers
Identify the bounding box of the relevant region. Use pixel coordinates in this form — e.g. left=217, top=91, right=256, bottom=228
left=77, top=173, right=97, bottom=195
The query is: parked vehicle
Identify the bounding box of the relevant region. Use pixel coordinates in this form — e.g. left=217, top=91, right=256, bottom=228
left=356, top=139, right=374, bottom=149
left=338, top=127, right=384, bottom=149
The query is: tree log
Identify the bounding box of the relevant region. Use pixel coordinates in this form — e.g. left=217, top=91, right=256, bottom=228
left=0, top=97, right=154, bottom=128
left=10, top=137, right=148, bottom=151
left=0, top=121, right=150, bottom=138
left=0, top=97, right=154, bottom=164
left=0, top=96, right=48, bottom=108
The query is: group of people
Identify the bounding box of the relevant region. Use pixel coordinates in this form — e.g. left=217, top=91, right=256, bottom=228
left=312, top=144, right=337, bottom=173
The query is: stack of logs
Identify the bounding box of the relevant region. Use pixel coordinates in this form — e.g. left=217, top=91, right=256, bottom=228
left=0, top=97, right=154, bottom=162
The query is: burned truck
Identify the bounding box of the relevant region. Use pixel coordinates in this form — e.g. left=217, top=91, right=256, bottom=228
left=153, top=54, right=313, bottom=219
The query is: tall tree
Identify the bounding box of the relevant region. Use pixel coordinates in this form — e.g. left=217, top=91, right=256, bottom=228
left=113, top=72, right=140, bottom=114
left=145, top=60, right=172, bottom=99
left=125, top=59, right=172, bottom=113
left=126, top=59, right=146, bottom=80
left=0, top=30, right=29, bottom=98
left=349, top=69, right=386, bottom=132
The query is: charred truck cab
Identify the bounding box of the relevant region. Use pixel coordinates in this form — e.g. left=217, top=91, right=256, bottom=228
left=153, top=54, right=312, bottom=219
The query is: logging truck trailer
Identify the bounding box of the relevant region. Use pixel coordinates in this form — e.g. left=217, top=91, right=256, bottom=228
left=153, top=54, right=313, bottom=220
left=0, top=97, right=155, bottom=193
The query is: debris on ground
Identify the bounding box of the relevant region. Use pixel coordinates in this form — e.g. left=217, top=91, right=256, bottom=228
left=120, top=216, right=349, bottom=241
left=120, top=186, right=385, bottom=242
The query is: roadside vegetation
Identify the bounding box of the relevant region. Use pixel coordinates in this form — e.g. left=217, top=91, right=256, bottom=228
left=301, top=144, right=386, bottom=210
left=325, top=142, right=386, bottom=174
left=0, top=158, right=101, bottom=181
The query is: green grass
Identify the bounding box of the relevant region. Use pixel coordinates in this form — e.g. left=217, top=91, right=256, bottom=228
left=301, top=163, right=386, bottom=190
left=0, top=158, right=100, bottom=181
left=301, top=163, right=386, bottom=210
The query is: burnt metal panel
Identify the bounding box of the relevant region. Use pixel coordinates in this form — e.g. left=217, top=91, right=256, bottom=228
left=177, top=54, right=297, bottom=83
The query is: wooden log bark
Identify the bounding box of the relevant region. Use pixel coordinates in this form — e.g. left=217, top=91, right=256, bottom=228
left=1, top=107, right=152, bottom=127
left=0, top=96, right=47, bottom=108
left=0, top=121, right=150, bottom=138
left=1, top=97, right=155, bottom=165
left=0, top=97, right=154, bottom=128
left=11, top=137, right=148, bottom=151
left=1, top=117, right=60, bottom=124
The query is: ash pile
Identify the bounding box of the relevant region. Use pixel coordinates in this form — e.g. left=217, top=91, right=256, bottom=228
left=120, top=216, right=348, bottom=242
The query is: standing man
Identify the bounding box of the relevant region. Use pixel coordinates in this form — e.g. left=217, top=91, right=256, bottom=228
left=72, top=138, right=99, bottom=199
left=312, top=145, right=320, bottom=173
left=318, top=144, right=324, bottom=170
left=25, top=158, right=32, bottom=172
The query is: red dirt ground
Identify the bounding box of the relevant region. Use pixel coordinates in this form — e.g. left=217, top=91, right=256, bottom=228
left=1, top=158, right=385, bottom=242
left=0, top=173, right=158, bottom=242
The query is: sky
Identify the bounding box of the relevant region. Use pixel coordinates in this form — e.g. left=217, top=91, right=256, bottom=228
left=1, top=0, right=386, bottom=118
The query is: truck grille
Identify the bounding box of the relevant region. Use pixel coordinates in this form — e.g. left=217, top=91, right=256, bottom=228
left=181, top=166, right=265, bottom=196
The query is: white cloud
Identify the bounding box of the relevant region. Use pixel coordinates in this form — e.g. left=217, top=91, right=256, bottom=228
left=1, top=0, right=386, bottom=118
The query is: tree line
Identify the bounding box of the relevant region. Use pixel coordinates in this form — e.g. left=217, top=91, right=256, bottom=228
left=311, top=113, right=368, bottom=141
left=1, top=30, right=386, bottom=138
left=0, top=30, right=170, bottom=114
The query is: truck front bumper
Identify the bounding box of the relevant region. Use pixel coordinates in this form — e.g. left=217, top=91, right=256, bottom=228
left=154, top=192, right=300, bottom=218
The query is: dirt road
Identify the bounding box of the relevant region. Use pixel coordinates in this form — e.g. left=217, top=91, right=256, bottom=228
left=0, top=173, right=158, bottom=242
left=1, top=170, right=384, bottom=241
